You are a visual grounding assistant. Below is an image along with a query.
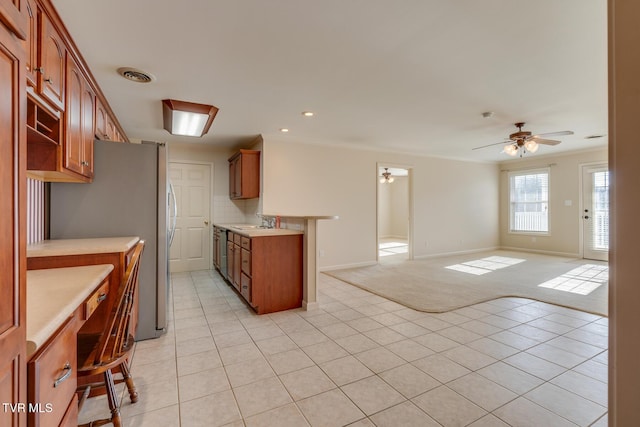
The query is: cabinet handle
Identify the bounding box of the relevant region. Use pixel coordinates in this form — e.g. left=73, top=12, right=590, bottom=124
left=81, top=161, right=90, bottom=166
left=44, top=77, right=52, bottom=83
left=53, top=363, right=72, bottom=388
left=97, top=293, right=107, bottom=303
left=34, top=67, right=44, bottom=73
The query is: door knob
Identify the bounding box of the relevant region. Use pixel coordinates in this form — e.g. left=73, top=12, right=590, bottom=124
left=204, top=220, right=209, bottom=225
left=584, top=216, right=590, bottom=219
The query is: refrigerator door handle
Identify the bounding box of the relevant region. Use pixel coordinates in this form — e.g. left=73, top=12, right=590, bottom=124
left=169, top=182, right=177, bottom=247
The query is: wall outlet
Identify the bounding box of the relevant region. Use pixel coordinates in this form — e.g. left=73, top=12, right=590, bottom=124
left=319, top=249, right=325, bottom=257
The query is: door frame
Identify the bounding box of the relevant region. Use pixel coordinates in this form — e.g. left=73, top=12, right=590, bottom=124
left=169, top=160, right=215, bottom=270
left=579, top=161, right=609, bottom=261
left=375, top=162, right=414, bottom=262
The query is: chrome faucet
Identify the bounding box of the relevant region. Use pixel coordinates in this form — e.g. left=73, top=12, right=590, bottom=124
left=256, top=213, right=275, bottom=229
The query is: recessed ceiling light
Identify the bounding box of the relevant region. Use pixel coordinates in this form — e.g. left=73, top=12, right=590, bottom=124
left=280, top=128, right=289, bottom=132
left=481, top=111, right=494, bottom=118
left=302, top=111, right=314, bottom=117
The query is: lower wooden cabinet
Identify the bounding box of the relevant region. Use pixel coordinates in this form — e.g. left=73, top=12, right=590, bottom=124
left=218, top=232, right=303, bottom=314
left=58, top=394, right=78, bottom=427
left=27, top=316, right=78, bottom=427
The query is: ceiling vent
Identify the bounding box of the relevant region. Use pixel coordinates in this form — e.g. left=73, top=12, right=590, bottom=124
left=117, top=67, right=155, bottom=83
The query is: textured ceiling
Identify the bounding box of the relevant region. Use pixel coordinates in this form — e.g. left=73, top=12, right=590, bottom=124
left=51, top=0, right=608, bottom=162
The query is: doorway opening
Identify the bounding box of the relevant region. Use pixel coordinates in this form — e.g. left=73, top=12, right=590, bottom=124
left=581, top=163, right=609, bottom=261
left=377, top=164, right=412, bottom=263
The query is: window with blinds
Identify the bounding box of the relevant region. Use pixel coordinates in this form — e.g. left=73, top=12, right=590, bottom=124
left=509, top=168, right=549, bottom=233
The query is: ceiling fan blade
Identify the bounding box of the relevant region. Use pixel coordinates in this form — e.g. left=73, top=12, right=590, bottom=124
left=533, top=138, right=561, bottom=146
left=531, top=130, right=574, bottom=138
left=472, top=140, right=510, bottom=150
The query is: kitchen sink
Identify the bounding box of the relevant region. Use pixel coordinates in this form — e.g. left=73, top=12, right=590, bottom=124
left=231, top=225, right=264, bottom=230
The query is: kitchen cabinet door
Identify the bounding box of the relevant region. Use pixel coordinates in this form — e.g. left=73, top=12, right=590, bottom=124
left=228, top=149, right=260, bottom=199
left=94, top=97, right=108, bottom=139
left=0, top=3, right=28, bottom=425
left=38, top=9, right=65, bottom=110
left=64, top=55, right=93, bottom=179
left=23, top=0, right=37, bottom=86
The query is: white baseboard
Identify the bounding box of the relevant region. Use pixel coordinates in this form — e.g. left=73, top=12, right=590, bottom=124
left=499, top=246, right=580, bottom=259
left=320, top=260, right=377, bottom=272
left=379, top=235, right=408, bottom=241
left=302, top=301, right=320, bottom=311
left=413, top=246, right=500, bottom=260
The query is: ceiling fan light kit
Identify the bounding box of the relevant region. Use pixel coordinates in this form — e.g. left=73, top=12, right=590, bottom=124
left=380, top=168, right=394, bottom=183
left=474, top=122, right=574, bottom=158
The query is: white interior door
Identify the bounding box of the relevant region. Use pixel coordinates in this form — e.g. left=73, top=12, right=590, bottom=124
left=169, top=162, right=212, bottom=272
left=582, top=164, right=609, bottom=261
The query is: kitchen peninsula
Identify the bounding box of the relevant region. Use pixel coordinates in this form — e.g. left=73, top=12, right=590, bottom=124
left=214, top=215, right=338, bottom=314
left=214, top=224, right=303, bottom=314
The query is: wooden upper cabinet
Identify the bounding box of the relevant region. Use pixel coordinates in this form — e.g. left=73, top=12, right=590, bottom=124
left=228, top=149, right=260, bottom=200
left=0, top=1, right=28, bottom=425
left=37, top=9, right=65, bottom=110
left=81, top=80, right=95, bottom=177
left=95, top=97, right=124, bottom=142
left=94, top=97, right=108, bottom=139
left=23, top=0, right=38, bottom=87
left=25, top=0, right=127, bottom=181
left=64, top=55, right=93, bottom=179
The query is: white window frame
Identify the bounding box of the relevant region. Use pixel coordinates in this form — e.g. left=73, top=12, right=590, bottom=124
left=508, top=167, right=550, bottom=235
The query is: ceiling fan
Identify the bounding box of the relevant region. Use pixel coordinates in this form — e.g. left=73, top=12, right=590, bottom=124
left=473, top=122, right=574, bottom=156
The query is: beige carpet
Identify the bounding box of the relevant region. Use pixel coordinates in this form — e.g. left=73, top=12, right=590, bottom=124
left=324, top=250, right=608, bottom=316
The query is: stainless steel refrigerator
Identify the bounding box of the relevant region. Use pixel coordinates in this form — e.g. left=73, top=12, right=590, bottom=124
left=50, top=140, right=173, bottom=340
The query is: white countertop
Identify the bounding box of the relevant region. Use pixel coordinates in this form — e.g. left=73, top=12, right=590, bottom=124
left=215, top=224, right=303, bottom=237
left=27, top=236, right=139, bottom=258
left=26, top=264, right=114, bottom=358
left=261, top=215, right=339, bottom=220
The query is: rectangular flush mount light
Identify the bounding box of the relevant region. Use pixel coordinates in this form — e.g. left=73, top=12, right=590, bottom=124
left=162, top=99, right=219, bottom=137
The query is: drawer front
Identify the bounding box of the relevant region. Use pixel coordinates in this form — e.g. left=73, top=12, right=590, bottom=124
left=28, top=316, right=77, bottom=427
left=240, top=236, right=251, bottom=250
left=83, top=278, right=109, bottom=320
left=58, top=394, right=78, bottom=427
left=241, top=273, right=251, bottom=302
left=241, top=248, right=251, bottom=276
left=233, top=233, right=241, bottom=245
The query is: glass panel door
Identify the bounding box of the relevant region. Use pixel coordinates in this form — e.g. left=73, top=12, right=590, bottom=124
left=582, top=165, right=609, bottom=261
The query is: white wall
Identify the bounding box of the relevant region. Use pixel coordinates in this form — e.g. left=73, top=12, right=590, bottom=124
left=262, top=138, right=500, bottom=269
left=498, top=148, right=608, bottom=256
left=377, top=180, right=393, bottom=238
left=378, top=176, right=409, bottom=239
left=389, top=176, right=409, bottom=238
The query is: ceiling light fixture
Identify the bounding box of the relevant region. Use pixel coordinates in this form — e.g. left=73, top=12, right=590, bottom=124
left=162, top=99, right=218, bottom=137
left=280, top=128, right=290, bottom=132
left=504, top=139, right=539, bottom=157
left=379, top=168, right=395, bottom=184
left=302, top=111, right=314, bottom=117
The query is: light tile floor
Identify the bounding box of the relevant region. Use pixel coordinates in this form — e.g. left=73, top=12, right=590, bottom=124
left=78, top=270, right=609, bottom=427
